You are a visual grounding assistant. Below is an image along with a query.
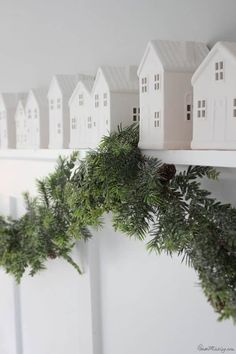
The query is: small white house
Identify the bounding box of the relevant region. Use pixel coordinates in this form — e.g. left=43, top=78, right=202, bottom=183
left=15, top=94, right=28, bottom=149
left=0, top=93, right=25, bottom=149
left=137, top=40, right=209, bottom=149
left=48, top=74, right=84, bottom=149
left=25, top=88, right=49, bottom=149
left=191, top=41, right=236, bottom=150
left=69, top=76, right=95, bottom=149
left=91, top=66, right=139, bottom=147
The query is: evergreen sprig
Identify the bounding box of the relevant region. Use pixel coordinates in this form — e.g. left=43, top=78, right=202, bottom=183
left=0, top=124, right=235, bottom=322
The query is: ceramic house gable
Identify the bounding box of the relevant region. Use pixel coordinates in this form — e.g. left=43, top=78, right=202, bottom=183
left=0, top=93, right=25, bottom=149
left=69, top=76, right=95, bottom=149
left=25, top=88, right=48, bottom=149
left=92, top=66, right=139, bottom=144
left=191, top=41, right=236, bottom=149
left=137, top=40, right=209, bottom=149
left=15, top=95, right=28, bottom=149
left=48, top=74, right=80, bottom=149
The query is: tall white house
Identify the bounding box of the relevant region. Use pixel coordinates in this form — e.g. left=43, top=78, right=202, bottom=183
left=47, top=74, right=83, bottom=149
left=191, top=41, right=236, bottom=150
left=91, top=66, right=139, bottom=147
left=25, top=88, right=49, bottom=149
left=0, top=93, right=25, bottom=149
left=137, top=40, right=209, bottom=150
left=69, top=76, right=95, bottom=149
left=15, top=94, right=28, bottom=149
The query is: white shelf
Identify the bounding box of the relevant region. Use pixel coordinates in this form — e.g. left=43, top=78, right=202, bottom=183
left=0, top=149, right=86, bottom=162
left=145, top=149, right=236, bottom=168
left=0, top=149, right=236, bottom=168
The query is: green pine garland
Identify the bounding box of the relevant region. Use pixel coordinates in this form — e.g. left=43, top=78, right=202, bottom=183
left=0, top=124, right=236, bottom=322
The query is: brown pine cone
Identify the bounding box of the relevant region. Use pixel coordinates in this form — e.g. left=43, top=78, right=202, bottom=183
left=158, top=163, right=176, bottom=182
left=48, top=250, right=57, bottom=259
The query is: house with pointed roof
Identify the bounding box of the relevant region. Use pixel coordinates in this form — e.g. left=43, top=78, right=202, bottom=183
left=47, top=74, right=79, bottom=149
left=25, top=88, right=49, bottom=149
left=68, top=76, right=95, bottom=148
left=48, top=74, right=94, bottom=149
left=137, top=40, right=209, bottom=149
left=15, top=94, right=28, bottom=149
left=191, top=41, right=236, bottom=150
left=0, top=93, right=25, bottom=148
left=91, top=66, right=139, bottom=147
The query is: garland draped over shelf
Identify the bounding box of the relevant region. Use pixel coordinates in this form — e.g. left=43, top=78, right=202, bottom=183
left=0, top=125, right=236, bottom=323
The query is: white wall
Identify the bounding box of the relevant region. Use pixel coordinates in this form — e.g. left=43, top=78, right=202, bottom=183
left=1, top=0, right=236, bottom=92
left=0, top=155, right=235, bottom=354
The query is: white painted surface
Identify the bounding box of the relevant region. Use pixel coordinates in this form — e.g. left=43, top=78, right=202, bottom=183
left=2, top=0, right=236, bottom=93
left=0, top=152, right=236, bottom=354
left=15, top=98, right=28, bottom=149
left=138, top=40, right=209, bottom=150
left=0, top=196, right=19, bottom=354
left=69, top=78, right=95, bottom=149
left=192, top=41, right=236, bottom=149
left=96, top=217, right=236, bottom=354
left=25, top=89, right=49, bottom=149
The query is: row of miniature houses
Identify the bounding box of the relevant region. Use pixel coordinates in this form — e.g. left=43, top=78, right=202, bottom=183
left=0, top=67, right=139, bottom=150
left=0, top=40, right=236, bottom=150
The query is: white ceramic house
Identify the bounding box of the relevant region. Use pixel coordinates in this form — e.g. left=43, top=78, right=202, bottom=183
left=91, top=66, right=139, bottom=147
left=15, top=94, right=28, bottom=149
left=137, top=40, right=209, bottom=149
left=48, top=74, right=84, bottom=149
left=69, top=76, right=95, bottom=149
left=191, top=41, right=236, bottom=150
left=25, top=88, right=49, bottom=149
left=0, top=93, right=25, bottom=149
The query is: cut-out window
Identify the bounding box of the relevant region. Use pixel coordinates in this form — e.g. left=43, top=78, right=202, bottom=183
left=185, top=93, right=192, bottom=121
left=57, top=98, right=61, bottom=109
left=72, top=117, right=77, bottom=130
left=95, top=94, right=99, bottom=108
left=233, top=99, right=236, bottom=118
left=215, top=61, right=224, bottom=81
left=154, top=74, right=160, bottom=90
left=154, top=111, right=160, bottom=128
left=28, top=110, right=32, bottom=119
left=141, top=77, right=148, bottom=93
left=34, top=109, right=38, bottom=119
left=50, top=99, right=54, bottom=110
left=186, top=104, right=191, bottom=121
left=133, top=107, right=140, bottom=122
left=197, top=100, right=207, bottom=118
left=88, top=116, right=92, bottom=128
left=79, top=94, right=83, bottom=106
left=103, top=93, right=108, bottom=107
left=106, top=119, right=108, bottom=125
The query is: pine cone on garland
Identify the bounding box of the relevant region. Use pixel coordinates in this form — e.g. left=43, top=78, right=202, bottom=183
left=48, top=250, right=57, bottom=259
left=158, top=163, right=176, bottom=182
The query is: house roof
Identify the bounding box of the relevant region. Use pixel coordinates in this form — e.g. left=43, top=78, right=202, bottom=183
left=49, top=74, right=93, bottom=98
left=137, top=40, right=209, bottom=75
left=93, top=66, right=139, bottom=93
left=29, top=88, right=48, bottom=107
left=192, top=41, right=236, bottom=84
left=69, top=76, right=95, bottom=106
left=0, top=92, right=27, bottom=110
left=82, top=77, right=95, bottom=93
